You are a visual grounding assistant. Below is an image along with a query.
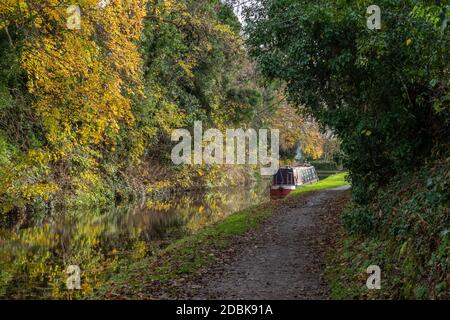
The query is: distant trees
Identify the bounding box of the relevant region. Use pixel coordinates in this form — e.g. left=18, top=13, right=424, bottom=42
left=270, top=102, right=329, bottom=162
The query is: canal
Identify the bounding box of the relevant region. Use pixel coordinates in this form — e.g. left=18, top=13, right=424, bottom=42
left=0, top=182, right=270, bottom=299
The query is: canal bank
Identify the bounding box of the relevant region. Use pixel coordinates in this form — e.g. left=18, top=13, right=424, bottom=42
left=94, top=173, right=349, bottom=299
left=0, top=182, right=270, bottom=299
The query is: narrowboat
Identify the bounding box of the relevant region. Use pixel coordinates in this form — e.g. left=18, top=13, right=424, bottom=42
left=270, top=165, right=319, bottom=197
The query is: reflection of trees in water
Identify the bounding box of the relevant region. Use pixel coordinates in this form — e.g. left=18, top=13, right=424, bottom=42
left=0, top=216, right=111, bottom=299
left=0, top=184, right=268, bottom=299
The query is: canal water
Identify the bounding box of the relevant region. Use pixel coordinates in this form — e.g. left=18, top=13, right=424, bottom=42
left=0, top=182, right=270, bottom=299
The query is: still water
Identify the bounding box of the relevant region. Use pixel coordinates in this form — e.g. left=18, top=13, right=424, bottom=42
left=0, top=183, right=270, bottom=299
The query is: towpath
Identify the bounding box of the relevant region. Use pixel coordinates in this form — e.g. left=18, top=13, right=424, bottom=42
left=181, top=186, right=351, bottom=300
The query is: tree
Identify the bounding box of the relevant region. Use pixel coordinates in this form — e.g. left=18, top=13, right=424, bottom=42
left=0, top=0, right=274, bottom=211
left=246, top=0, right=449, bottom=203
left=270, top=102, right=326, bottom=161
left=0, top=0, right=147, bottom=210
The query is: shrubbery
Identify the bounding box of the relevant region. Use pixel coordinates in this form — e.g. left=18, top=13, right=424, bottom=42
left=332, top=159, right=449, bottom=299
left=342, top=204, right=375, bottom=236
left=310, top=160, right=341, bottom=172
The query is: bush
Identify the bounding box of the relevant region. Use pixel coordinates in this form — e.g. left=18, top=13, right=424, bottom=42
left=310, top=160, right=341, bottom=172
left=329, top=158, right=450, bottom=299
left=342, top=205, right=375, bottom=236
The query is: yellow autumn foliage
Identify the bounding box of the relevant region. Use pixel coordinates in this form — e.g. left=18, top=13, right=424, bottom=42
left=0, top=0, right=147, bottom=211
left=271, top=103, right=325, bottom=160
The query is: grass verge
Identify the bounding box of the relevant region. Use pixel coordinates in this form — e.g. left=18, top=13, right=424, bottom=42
left=290, top=172, right=349, bottom=197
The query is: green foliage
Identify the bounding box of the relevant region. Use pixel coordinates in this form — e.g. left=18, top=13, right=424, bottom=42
left=247, top=0, right=449, bottom=299
left=141, top=0, right=262, bottom=132
left=342, top=204, right=375, bottom=235
left=328, top=159, right=450, bottom=299
left=246, top=0, right=450, bottom=204
left=310, top=160, right=341, bottom=172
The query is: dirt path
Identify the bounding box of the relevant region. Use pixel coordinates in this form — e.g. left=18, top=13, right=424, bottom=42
left=184, top=187, right=350, bottom=300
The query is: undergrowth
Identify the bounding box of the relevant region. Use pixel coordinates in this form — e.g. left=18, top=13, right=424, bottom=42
left=328, top=158, right=450, bottom=299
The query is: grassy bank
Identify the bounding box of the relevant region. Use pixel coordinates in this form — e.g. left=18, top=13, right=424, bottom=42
left=291, top=172, right=349, bottom=197
left=94, top=173, right=350, bottom=299
left=327, top=159, right=449, bottom=299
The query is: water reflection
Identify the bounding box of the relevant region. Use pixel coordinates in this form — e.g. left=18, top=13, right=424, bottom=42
left=0, top=183, right=269, bottom=299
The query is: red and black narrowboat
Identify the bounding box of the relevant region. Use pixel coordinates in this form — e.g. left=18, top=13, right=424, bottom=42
left=270, top=165, right=319, bottom=197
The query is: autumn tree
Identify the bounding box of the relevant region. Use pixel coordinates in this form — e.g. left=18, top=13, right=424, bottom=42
left=0, top=0, right=147, bottom=210
left=0, top=0, right=273, bottom=211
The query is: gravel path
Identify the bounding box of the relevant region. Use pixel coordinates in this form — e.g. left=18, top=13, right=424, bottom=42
left=187, top=187, right=350, bottom=300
